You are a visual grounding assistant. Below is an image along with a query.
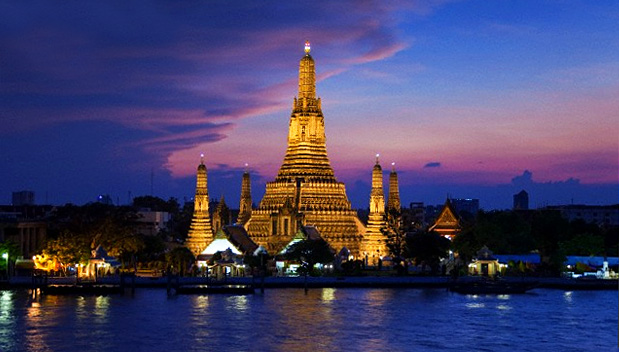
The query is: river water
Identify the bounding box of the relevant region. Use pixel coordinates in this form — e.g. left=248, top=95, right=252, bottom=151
left=0, top=288, right=616, bottom=352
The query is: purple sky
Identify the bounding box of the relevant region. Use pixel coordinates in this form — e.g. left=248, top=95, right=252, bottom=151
left=1, top=1, right=617, bottom=210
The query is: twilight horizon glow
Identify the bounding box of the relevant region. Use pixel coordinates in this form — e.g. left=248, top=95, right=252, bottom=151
left=1, top=1, right=617, bottom=210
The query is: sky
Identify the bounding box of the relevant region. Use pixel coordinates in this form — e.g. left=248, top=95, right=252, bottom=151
left=1, top=1, right=618, bottom=210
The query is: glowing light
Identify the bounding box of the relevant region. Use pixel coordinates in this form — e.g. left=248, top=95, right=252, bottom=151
left=1, top=253, right=7, bottom=259
left=304, top=40, right=311, bottom=54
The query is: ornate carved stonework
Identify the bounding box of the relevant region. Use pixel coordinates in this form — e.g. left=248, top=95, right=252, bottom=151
left=361, top=156, right=387, bottom=264
left=185, top=155, right=214, bottom=256
left=246, top=42, right=365, bottom=255
left=429, top=199, right=461, bottom=240
left=237, top=169, right=252, bottom=226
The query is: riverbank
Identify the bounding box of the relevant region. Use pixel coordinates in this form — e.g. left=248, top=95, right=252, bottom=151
left=3, top=275, right=617, bottom=290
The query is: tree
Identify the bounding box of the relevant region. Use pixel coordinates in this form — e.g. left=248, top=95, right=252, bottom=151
left=43, top=203, right=144, bottom=270
left=132, top=196, right=180, bottom=214
left=285, top=239, right=334, bottom=275
left=165, top=247, right=195, bottom=276
left=406, top=230, right=451, bottom=275
left=560, top=233, right=604, bottom=256
left=0, top=241, right=20, bottom=277
left=41, top=231, right=91, bottom=275
left=382, top=208, right=407, bottom=264
left=531, top=210, right=569, bottom=276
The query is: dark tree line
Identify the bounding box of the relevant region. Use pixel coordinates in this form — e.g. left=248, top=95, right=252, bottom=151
left=452, top=209, right=617, bottom=275
left=41, top=197, right=196, bottom=274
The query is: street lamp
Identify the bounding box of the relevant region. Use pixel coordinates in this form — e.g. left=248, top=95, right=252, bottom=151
left=2, top=253, right=8, bottom=278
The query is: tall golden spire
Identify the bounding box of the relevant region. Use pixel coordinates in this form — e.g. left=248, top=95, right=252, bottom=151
left=247, top=42, right=364, bottom=254
left=362, top=155, right=387, bottom=264
left=370, top=154, right=384, bottom=212
left=185, top=154, right=214, bottom=256
left=278, top=42, right=330, bottom=179
left=238, top=164, right=252, bottom=226
left=387, top=162, right=401, bottom=213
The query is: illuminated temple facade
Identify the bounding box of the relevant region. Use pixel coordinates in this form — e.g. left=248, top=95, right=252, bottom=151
left=245, top=42, right=365, bottom=255
left=185, top=155, right=214, bottom=256
left=361, top=156, right=387, bottom=263
left=186, top=43, right=414, bottom=258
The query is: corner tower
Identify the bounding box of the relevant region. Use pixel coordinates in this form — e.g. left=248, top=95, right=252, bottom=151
left=362, top=155, right=387, bottom=264
left=185, top=154, right=214, bottom=256
left=387, top=162, right=401, bottom=214
left=237, top=165, right=252, bottom=226
left=247, top=42, right=364, bottom=254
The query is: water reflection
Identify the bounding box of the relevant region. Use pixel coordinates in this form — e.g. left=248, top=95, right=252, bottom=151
left=1, top=288, right=615, bottom=352
left=321, top=288, right=335, bottom=303
left=192, top=295, right=209, bottom=310
left=0, top=291, right=15, bottom=351
left=563, top=291, right=573, bottom=303
left=24, top=294, right=55, bottom=352
left=94, top=295, right=110, bottom=323
left=225, top=295, right=248, bottom=313
left=465, top=302, right=485, bottom=309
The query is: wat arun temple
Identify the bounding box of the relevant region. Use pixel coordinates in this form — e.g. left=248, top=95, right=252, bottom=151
left=186, top=42, right=400, bottom=261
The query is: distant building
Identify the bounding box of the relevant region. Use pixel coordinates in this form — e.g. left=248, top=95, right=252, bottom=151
left=429, top=199, right=461, bottom=240
left=0, top=205, right=51, bottom=259
left=403, top=202, right=425, bottom=230
left=136, top=210, right=171, bottom=236
left=12, top=191, right=34, bottom=206
left=545, top=204, right=619, bottom=226
left=513, top=190, right=529, bottom=210
left=450, top=198, right=479, bottom=216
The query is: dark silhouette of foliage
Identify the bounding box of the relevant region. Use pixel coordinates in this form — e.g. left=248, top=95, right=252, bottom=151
left=406, top=230, right=450, bottom=274
left=285, top=239, right=334, bottom=275
left=165, top=246, right=195, bottom=276
left=381, top=208, right=407, bottom=263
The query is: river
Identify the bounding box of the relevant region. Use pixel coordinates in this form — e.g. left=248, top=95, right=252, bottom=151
left=0, top=288, right=616, bottom=351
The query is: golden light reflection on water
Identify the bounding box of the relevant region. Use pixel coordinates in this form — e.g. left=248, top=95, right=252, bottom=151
left=190, top=296, right=212, bottom=344
left=321, top=288, right=336, bottom=303
left=274, top=289, right=336, bottom=352
left=24, top=294, right=53, bottom=352
left=94, top=295, right=110, bottom=323
left=193, top=295, right=209, bottom=310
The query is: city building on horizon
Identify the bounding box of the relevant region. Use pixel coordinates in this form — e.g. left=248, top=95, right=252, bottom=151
left=12, top=191, right=34, bottom=206
left=513, top=190, right=529, bottom=210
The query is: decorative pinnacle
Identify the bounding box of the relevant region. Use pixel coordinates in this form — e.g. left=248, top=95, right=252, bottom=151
left=244, top=163, right=249, bottom=172
left=375, top=153, right=380, bottom=164
left=304, top=40, right=311, bottom=54
left=391, top=162, right=396, bottom=172
left=200, top=153, right=204, bottom=164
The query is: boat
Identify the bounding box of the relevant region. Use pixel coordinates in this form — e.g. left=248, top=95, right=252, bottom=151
left=449, top=277, right=537, bottom=294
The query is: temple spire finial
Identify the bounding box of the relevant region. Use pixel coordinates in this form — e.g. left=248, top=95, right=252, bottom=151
left=200, top=153, right=204, bottom=164
left=391, top=162, right=396, bottom=172
left=298, top=41, right=316, bottom=100
left=375, top=153, right=380, bottom=164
